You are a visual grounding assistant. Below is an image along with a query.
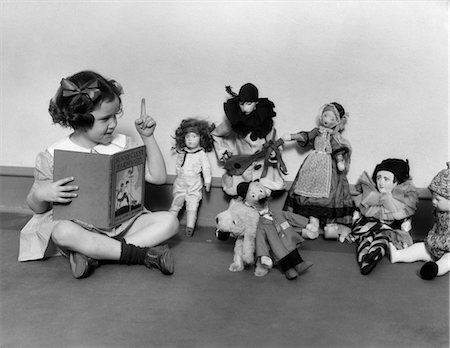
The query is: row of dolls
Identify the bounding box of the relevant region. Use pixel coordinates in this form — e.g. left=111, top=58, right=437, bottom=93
left=18, top=71, right=448, bottom=281
left=171, top=82, right=449, bottom=280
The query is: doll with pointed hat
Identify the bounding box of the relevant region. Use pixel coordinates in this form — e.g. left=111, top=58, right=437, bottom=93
left=211, top=83, right=286, bottom=197
left=389, top=162, right=450, bottom=280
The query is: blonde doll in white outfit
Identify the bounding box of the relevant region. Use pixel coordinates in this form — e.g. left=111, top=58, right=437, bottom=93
left=170, top=119, right=215, bottom=237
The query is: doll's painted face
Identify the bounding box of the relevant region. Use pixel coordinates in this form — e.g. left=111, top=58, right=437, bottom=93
left=320, top=110, right=339, bottom=129
left=185, top=131, right=200, bottom=150
left=239, top=101, right=257, bottom=115
left=376, top=170, right=397, bottom=193
left=431, top=193, right=450, bottom=212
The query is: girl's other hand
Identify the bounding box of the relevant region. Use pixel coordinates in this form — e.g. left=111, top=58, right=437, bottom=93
left=36, top=177, right=78, bottom=204
left=135, top=98, right=156, bottom=137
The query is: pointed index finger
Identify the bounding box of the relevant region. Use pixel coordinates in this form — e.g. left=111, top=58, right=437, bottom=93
left=140, top=98, right=146, bottom=117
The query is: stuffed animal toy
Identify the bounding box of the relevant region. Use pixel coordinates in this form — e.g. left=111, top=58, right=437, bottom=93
left=215, top=198, right=260, bottom=272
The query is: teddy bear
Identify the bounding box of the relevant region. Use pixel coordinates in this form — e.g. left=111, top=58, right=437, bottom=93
left=215, top=180, right=314, bottom=280
left=235, top=180, right=313, bottom=280
left=215, top=198, right=260, bottom=272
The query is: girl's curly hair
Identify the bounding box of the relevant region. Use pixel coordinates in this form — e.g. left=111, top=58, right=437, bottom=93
left=49, top=70, right=123, bottom=130
left=173, top=118, right=215, bottom=152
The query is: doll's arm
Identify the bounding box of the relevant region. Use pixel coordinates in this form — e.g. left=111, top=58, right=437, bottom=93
left=201, top=152, right=212, bottom=192
left=211, top=120, right=234, bottom=161
left=282, top=132, right=306, bottom=143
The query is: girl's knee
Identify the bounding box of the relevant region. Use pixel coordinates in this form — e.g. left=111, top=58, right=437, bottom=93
left=166, top=213, right=180, bottom=235
left=51, top=220, right=79, bottom=247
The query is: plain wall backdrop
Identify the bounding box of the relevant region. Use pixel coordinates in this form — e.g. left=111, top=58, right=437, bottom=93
left=0, top=0, right=448, bottom=188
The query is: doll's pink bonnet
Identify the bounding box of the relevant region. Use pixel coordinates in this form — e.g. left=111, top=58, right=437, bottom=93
left=428, top=162, right=450, bottom=200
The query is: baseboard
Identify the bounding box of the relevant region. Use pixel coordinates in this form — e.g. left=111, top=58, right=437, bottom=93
left=0, top=166, right=433, bottom=230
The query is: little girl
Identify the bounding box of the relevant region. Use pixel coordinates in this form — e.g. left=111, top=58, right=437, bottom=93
left=340, top=158, right=418, bottom=275
left=211, top=83, right=286, bottom=196
left=169, top=118, right=214, bottom=237
left=282, top=102, right=354, bottom=239
left=389, top=163, right=450, bottom=280
left=19, top=70, right=179, bottom=279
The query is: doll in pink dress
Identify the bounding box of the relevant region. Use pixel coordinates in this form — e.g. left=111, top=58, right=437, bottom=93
left=282, top=102, right=354, bottom=239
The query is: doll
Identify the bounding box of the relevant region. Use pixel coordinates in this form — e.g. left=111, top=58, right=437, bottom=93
left=339, top=158, right=418, bottom=275
left=169, top=118, right=214, bottom=237
left=389, top=162, right=450, bottom=280
left=211, top=83, right=286, bottom=197
left=236, top=180, right=313, bottom=280
left=282, top=102, right=354, bottom=239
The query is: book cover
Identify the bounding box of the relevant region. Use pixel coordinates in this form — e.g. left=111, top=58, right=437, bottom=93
left=53, top=146, right=146, bottom=229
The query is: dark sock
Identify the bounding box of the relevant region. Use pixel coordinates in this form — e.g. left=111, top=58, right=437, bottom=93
left=420, top=262, right=438, bottom=280
left=119, top=243, right=148, bottom=265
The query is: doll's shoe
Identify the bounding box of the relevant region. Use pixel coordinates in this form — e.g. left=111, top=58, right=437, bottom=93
left=254, top=264, right=270, bottom=277
left=360, top=260, right=377, bottom=275
left=302, top=228, right=320, bottom=240
left=363, top=248, right=383, bottom=264
left=308, top=217, right=320, bottom=231
left=420, top=261, right=438, bottom=280
left=323, top=224, right=339, bottom=239
left=295, top=260, right=313, bottom=275
left=69, top=252, right=98, bottom=279
left=144, top=245, right=174, bottom=275
left=285, top=268, right=298, bottom=280
left=185, top=227, right=194, bottom=237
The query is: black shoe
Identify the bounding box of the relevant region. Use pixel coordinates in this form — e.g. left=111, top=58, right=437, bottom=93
left=420, top=261, right=438, bottom=280
left=69, top=252, right=98, bottom=279
left=185, top=227, right=194, bottom=237
left=295, top=261, right=313, bottom=275
left=360, top=260, right=377, bottom=275
left=144, top=245, right=174, bottom=275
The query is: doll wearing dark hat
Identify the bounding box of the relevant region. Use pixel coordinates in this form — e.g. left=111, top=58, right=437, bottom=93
left=211, top=83, right=286, bottom=196
left=339, top=158, right=419, bottom=275
left=389, top=162, right=450, bottom=280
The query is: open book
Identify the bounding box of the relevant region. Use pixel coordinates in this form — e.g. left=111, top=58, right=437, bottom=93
left=53, top=146, right=146, bottom=229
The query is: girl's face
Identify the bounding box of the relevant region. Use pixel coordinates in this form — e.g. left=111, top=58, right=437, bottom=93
left=376, top=170, right=397, bottom=193
left=321, top=110, right=339, bottom=128
left=239, top=101, right=257, bottom=115
left=185, top=132, right=200, bottom=150
left=431, top=192, right=450, bottom=212
left=79, top=97, right=121, bottom=148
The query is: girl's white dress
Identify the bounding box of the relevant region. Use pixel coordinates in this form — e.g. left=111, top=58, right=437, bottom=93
left=18, top=134, right=142, bottom=261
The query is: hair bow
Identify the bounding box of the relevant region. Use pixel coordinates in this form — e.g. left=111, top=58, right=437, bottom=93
left=60, top=78, right=101, bottom=100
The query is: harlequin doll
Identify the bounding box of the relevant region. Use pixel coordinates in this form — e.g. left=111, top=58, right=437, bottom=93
left=169, top=118, right=215, bottom=237
left=282, top=102, right=354, bottom=239
left=339, top=158, right=418, bottom=275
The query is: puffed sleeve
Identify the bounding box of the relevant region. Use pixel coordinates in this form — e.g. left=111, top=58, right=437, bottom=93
left=295, top=128, right=319, bottom=147
left=31, top=150, right=54, bottom=190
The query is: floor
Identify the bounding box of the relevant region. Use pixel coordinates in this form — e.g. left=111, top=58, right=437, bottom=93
left=0, top=212, right=448, bottom=348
